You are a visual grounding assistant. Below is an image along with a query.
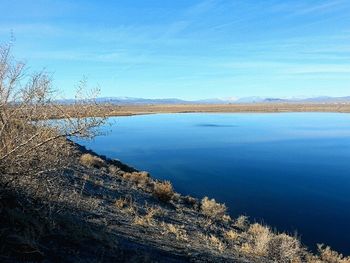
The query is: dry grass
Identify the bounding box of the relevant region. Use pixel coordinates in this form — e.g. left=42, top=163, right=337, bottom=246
left=144, top=206, right=162, bottom=224
left=114, top=197, right=129, bottom=209
left=108, top=165, right=121, bottom=175
left=200, top=196, right=227, bottom=219
left=267, top=233, right=303, bottom=262
left=224, top=230, right=240, bottom=242
left=80, top=154, right=105, bottom=168
left=239, top=223, right=304, bottom=262
left=133, top=206, right=162, bottom=226
left=316, top=244, right=350, bottom=263
left=222, top=214, right=231, bottom=222
left=153, top=181, right=174, bottom=202
left=240, top=223, right=272, bottom=257
left=54, top=103, right=350, bottom=120
left=200, top=234, right=227, bottom=252
left=114, top=196, right=137, bottom=215
left=133, top=216, right=149, bottom=226
left=161, top=223, right=188, bottom=241
left=123, top=171, right=150, bottom=187
left=234, top=215, right=249, bottom=230
left=96, top=180, right=105, bottom=187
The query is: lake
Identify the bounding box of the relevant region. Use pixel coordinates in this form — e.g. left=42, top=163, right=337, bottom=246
left=75, top=113, right=350, bottom=254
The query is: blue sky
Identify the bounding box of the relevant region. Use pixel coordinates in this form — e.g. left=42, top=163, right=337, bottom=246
left=1, top=0, right=350, bottom=100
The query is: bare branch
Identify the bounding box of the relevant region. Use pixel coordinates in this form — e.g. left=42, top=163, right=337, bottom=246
left=0, top=42, right=106, bottom=190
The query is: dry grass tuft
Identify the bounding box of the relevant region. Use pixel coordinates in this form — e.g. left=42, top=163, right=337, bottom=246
left=144, top=206, right=162, bottom=224
left=108, top=165, right=121, bottom=175
left=114, top=197, right=128, bottom=209
left=224, top=230, right=240, bottom=242
left=161, top=223, right=188, bottom=241
left=123, top=171, right=150, bottom=187
left=200, top=234, right=226, bottom=252
left=133, top=216, right=149, bottom=226
left=239, top=223, right=304, bottom=262
left=268, top=233, right=303, bottom=262
left=234, top=215, right=249, bottom=230
left=316, top=244, right=350, bottom=263
left=94, top=179, right=104, bottom=186
left=223, top=214, right=231, bottom=222
left=80, top=154, right=105, bottom=168
left=153, top=181, right=174, bottom=202
left=200, top=196, right=227, bottom=219
left=241, top=223, right=272, bottom=257
left=133, top=206, right=162, bottom=227
left=209, top=235, right=227, bottom=252
left=114, top=196, right=137, bottom=215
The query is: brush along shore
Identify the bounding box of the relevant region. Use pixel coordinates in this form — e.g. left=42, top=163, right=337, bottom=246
left=1, top=141, right=349, bottom=262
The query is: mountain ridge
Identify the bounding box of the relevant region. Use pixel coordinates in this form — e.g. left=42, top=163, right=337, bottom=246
left=57, top=96, right=350, bottom=105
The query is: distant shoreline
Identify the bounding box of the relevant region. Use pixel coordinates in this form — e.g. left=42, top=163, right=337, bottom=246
left=45, top=103, right=350, bottom=121
left=91, top=103, right=350, bottom=117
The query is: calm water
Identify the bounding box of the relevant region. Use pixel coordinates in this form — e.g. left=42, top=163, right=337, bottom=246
left=75, top=113, right=350, bottom=254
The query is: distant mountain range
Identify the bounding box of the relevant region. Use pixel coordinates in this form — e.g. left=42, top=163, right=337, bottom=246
left=58, top=96, right=350, bottom=105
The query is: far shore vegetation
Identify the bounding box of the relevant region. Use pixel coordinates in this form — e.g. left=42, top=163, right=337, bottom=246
left=41, top=103, right=350, bottom=120
left=1, top=42, right=350, bottom=262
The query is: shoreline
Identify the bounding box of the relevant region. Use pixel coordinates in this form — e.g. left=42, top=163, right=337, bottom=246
left=98, top=103, right=350, bottom=117
left=47, top=103, right=350, bottom=120
left=73, top=141, right=347, bottom=258
left=2, top=138, right=349, bottom=262
left=72, top=112, right=350, bottom=257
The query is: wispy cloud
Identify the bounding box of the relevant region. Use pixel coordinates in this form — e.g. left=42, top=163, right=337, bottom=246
left=2, top=0, right=350, bottom=98
left=271, top=0, right=348, bottom=16
left=25, top=49, right=156, bottom=65
left=293, top=0, right=346, bottom=15
left=185, top=0, right=218, bottom=16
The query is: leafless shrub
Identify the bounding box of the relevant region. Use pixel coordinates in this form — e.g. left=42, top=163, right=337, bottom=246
left=79, top=153, right=105, bottom=168
left=200, top=196, right=227, bottom=219
left=153, top=181, right=174, bottom=202
left=0, top=42, right=106, bottom=199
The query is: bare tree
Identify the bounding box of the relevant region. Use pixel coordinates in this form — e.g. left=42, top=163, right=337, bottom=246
left=0, top=42, right=106, bottom=191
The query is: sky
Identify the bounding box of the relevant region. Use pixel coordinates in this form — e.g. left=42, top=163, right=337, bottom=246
left=0, top=0, right=350, bottom=100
